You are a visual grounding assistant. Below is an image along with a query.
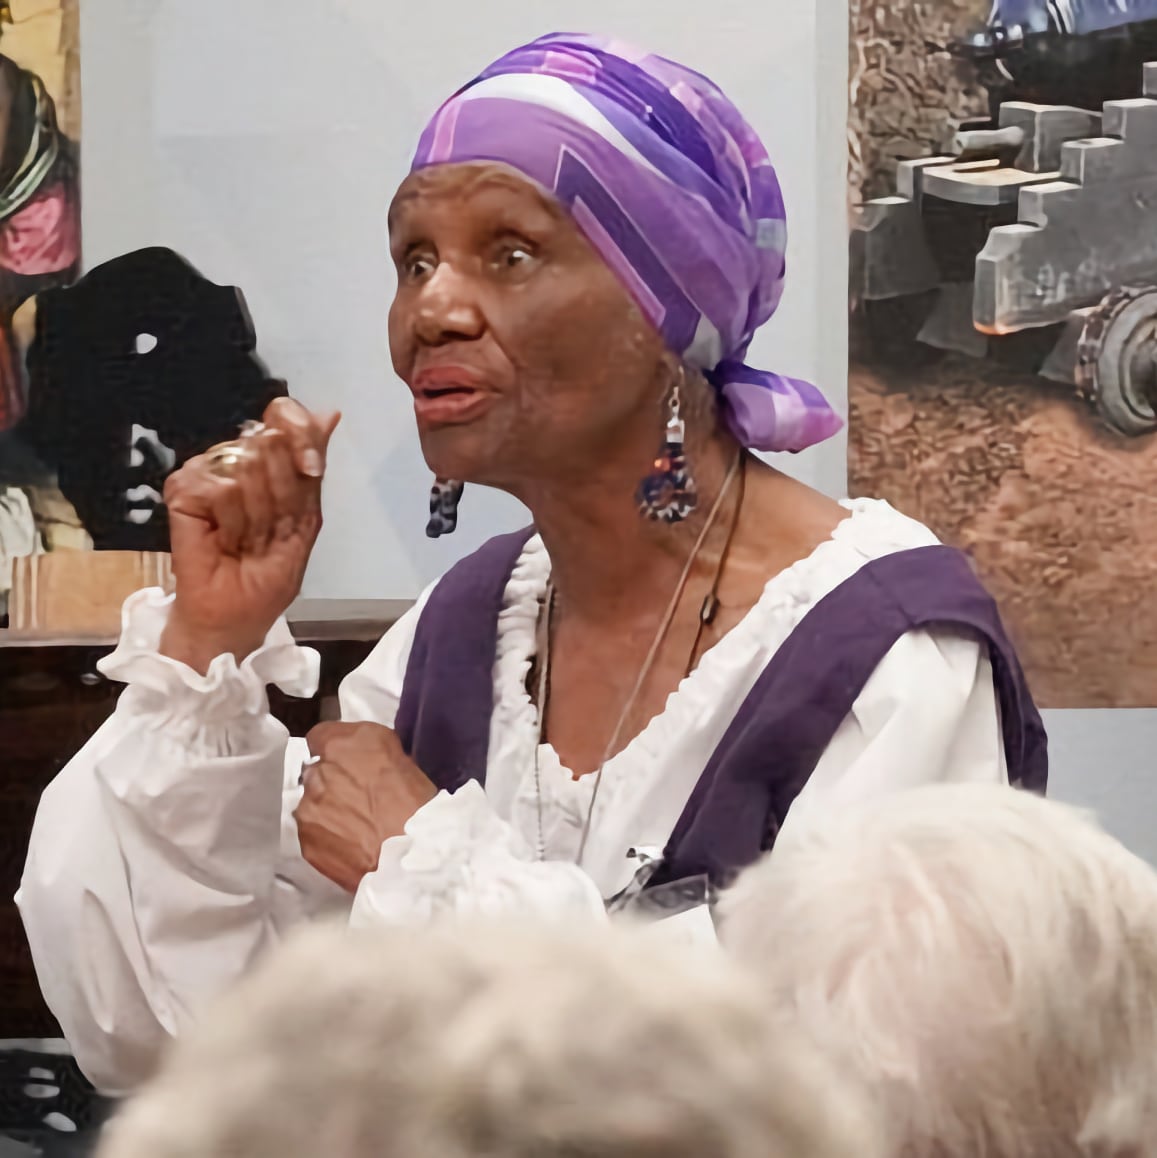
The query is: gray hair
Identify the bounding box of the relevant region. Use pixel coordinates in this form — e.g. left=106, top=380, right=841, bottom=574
left=717, top=783, right=1157, bottom=1158
left=99, top=920, right=877, bottom=1158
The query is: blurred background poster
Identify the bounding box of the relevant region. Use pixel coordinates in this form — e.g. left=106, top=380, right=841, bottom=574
left=847, top=0, right=1157, bottom=707
left=0, top=0, right=81, bottom=620
left=0, top=1, right=283, bottom=635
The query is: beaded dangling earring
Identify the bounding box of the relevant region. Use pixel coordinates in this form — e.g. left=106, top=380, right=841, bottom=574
left=425, top=477, right=464, bottom=538
left=636, top=373, right=697, bottom=523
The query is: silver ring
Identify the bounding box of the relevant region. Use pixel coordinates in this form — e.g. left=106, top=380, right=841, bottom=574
left=299, top=753, right=321, bottom=785
left=239, top=419, right=266, bottom=438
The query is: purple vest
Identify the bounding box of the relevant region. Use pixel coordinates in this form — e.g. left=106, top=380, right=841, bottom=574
left=395, top=529, right=1047, bottom=891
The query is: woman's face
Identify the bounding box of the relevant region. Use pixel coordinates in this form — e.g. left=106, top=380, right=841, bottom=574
left=388, top=163, right=670, bottom=490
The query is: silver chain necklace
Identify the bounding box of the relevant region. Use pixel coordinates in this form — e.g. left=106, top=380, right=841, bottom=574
left=530, top=451, right=743, bottom=866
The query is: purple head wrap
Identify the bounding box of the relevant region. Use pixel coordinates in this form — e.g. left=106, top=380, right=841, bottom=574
left=411, top=33, right=841, bottom=453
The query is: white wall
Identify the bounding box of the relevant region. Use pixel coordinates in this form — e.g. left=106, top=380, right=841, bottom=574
left=80, top=1, right=1157, bottom=862
left=79, top=0, right=844, bottom=598
left=1041, top=711, right=1157, bottom=864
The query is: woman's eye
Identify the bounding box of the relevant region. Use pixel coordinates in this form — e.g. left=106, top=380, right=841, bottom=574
left=403, top=253, right=436, bottom=280
left=493, top=243, right=535, bottom=270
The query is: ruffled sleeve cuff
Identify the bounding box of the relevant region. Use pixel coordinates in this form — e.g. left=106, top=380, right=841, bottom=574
left=349, top=780, right=608, bottom=928
left=98, top=587, right=320, bottom=721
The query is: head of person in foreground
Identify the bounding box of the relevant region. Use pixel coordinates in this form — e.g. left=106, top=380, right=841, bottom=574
left=97, top=920, right=877, bottom=1158
left=717, top=783, right=1157, bottom=1158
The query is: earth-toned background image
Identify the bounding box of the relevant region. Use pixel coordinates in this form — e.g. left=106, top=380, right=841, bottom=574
left=848, top=0, right=1157, bottom=707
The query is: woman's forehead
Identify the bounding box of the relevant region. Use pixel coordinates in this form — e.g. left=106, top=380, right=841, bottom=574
left=389, top=163, right=560, bottom=228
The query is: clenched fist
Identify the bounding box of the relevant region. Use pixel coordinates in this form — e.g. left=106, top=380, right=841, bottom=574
left=295, top=722, right=438, bottom=893
left=160, top=398, right=341, bottom=674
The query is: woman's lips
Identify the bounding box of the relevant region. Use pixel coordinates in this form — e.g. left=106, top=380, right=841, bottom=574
left=412, top=366, right=496, bottom=426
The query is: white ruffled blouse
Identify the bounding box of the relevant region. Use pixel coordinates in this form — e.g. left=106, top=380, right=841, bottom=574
left=17, top=499, right=1007, bottom=1094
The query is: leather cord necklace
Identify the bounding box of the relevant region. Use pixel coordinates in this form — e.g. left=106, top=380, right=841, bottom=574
left=530, top=449, right=747, bottom=865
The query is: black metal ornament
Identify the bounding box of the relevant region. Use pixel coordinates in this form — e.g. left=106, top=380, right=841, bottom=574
left=425, top=477, right=464, bottom=538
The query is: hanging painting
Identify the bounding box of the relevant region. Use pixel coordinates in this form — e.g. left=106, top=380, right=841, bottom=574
left=848, top=0, right=1157, bottom=706
left=0, top=2, right=284, bottom=634
left=0, top=0, right=81, bottom=621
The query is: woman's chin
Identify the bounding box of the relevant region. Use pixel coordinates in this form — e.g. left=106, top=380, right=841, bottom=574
left=418, top=427, right=503, bottom=487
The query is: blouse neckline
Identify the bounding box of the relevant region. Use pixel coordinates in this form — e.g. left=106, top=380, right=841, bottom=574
left=491, top=498, right=938, bottom=792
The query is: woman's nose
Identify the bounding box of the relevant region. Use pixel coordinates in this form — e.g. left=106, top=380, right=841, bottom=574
left=413, top=262, right=485, bottom=345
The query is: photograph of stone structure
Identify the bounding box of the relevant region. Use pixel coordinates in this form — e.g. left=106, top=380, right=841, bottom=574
left=848, top=0, right=1157, bottom=706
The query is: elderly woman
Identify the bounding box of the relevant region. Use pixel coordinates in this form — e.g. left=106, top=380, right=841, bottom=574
left=19, top=33, right=1046, bottom=1093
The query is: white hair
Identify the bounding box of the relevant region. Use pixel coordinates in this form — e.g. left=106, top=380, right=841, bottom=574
left=98, top=919, right=878, bottom=1158
left=717, top=783, right=1157, bottom=1158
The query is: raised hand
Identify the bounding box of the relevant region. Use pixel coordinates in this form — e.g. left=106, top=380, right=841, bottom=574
left=159, top=398, right=341, bottom=673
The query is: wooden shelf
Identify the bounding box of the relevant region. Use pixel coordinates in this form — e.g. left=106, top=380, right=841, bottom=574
left=0, top=598, right=412, bottom=648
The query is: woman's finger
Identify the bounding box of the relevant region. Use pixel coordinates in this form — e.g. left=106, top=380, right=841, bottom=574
left=299, top=833, right=363, bottom=893
left=294, top=773, right=376, bottom=894
left=205, top=479, right=250, bottom=558
left=262, top=398, right=341, bottom=479
left=233, top=451, right=276, bottom=555
left=254, top=428, right=308, bottom=535
left=318, top=409, right=342, bottom=452
left=171, top=458, right=250, bottom=557
left=305, top=721, right=342, bottom=758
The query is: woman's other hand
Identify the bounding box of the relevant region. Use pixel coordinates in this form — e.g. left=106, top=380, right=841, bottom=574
left=159, top=398, right=341, bottom=673
left=295, top=722, right=438, bottom=893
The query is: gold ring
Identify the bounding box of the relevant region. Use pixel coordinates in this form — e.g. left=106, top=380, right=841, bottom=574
left=204, top=441, right=254, bottom=479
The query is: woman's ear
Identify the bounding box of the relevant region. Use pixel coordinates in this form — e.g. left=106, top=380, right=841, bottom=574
left=679, top=363, right=719, bottom=432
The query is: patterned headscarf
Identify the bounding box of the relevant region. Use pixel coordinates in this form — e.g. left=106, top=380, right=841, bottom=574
left=412, top=33, right=841, bottom=454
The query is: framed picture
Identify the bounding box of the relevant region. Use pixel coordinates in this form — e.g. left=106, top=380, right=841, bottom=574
left=848, top=0, right=1157, bottom=707
left=0, top=0, right=81, bottom=622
